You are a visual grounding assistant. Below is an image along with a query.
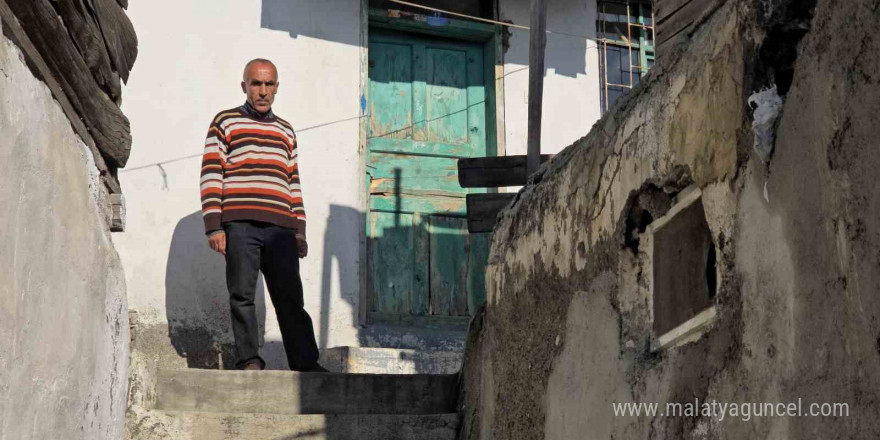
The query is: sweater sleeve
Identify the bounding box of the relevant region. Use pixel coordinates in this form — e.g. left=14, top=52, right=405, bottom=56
left=288, top=133, right=307, bottom=237
left=200, top=119, right=228, bottom=235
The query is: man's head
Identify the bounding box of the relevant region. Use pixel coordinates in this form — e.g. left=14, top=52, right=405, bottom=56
left=241, top=59, right=279, bottom=114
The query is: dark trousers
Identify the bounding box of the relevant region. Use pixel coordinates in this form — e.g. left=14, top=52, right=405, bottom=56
left=224, top=220, right=319, bottom=370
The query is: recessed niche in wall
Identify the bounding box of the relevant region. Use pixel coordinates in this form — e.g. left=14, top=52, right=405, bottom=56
left=647, top=186, right=717, bottom=351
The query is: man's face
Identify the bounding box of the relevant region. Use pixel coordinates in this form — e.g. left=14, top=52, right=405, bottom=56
left=241, top=62, right=279, bottom=114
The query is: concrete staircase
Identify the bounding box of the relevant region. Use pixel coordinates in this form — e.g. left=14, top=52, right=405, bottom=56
left=146, top=368, right=460, bottom=440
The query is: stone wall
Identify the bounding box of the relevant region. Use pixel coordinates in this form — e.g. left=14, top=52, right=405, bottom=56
left=459, top=0, right=880, bottom=438
left=0, top=30, right=128, bottom=440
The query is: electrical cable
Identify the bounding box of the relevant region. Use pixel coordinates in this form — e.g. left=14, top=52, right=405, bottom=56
left=121, top=114, right=366, bottom=172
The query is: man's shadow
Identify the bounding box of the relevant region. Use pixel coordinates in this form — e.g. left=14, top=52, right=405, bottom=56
left=165, top=211, right=267, bottom=369
left=318, top=204, right=363, bottom=351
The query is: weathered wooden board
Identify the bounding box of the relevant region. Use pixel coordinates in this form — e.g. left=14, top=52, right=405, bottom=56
left=527, top=0, right=547, bottom=175
left=0, top=0, right=121, bottom=192
left=411, top=212, right=429, bottom=315
left=466, top=193, right=516, bottom=233
left=458, top=154, right=552, bottom=188
left=655, top=0, right=721, bottom=50
left=429, top=216, right=469, bottom=316
left=368, top=211, right=416, bottom=315
left=369, top=152, right=464, bottom=194
left=7, top=0, right=135, bottom=167
left=655, top=0, right=694, bottom=23
left=52, top=0, right=120, bottom=100
left=370, top=194, right=467, bottom=215
left=92, top=0, right=138, bottom=82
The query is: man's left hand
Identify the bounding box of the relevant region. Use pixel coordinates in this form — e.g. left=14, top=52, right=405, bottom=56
left=296, top=234, right=308, bottom=258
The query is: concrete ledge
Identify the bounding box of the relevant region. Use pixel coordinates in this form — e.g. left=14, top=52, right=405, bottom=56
left=155, top=369, right=458, bottom=415
left=320, top=347, right=463, bottom=374
left=652, top=306, right=717, bottom=352
left=645, top=185, right=703, bottom=235
left=153, top=411, right=458, bottom=440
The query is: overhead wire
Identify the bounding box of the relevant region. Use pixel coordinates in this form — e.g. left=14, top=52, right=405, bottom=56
left=121, top=114, right=366, bottom=172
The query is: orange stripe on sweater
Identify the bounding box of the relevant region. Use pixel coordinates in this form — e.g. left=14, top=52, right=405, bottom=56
left=222, top=205, right=294, bottom=216
left=227, top=127, right=291, bottom=140
left=224, top=187, right=295, bottom=201
left=229, top=137, right=290, bottom=150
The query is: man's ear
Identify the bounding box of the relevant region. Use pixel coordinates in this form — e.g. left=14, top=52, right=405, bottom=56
left=275, top=81, right=280, bottom=94
left=241, top=81, right=247, bottom=94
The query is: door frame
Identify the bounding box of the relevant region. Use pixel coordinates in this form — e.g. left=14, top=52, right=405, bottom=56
left=357, top=1, right=505, bottom=325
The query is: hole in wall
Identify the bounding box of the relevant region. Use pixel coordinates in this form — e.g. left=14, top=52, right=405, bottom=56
left=650, top=190, right=716, bottom=339
left=754, top=0, right=818, bottom=95
left=622, top=184, right=674, bottom=254
left=706, top=239, right=717, bottom=299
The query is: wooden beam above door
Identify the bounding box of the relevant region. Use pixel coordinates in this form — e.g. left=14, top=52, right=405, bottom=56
left=466, top=193, right=517, bottom=233
left=458, top=154, right=552, bottom=188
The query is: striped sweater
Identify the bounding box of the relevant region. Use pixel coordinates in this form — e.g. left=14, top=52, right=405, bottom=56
left=200, top=104, right=306, bottom=236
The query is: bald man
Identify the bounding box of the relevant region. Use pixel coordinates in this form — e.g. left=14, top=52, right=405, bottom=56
left=199, top=59, right=323, bottom=371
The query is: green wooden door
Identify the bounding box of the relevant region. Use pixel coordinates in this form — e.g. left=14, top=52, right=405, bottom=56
left=367, top=28, right=490, bottom=320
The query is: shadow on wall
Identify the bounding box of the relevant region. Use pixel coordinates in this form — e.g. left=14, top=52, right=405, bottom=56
left=165, top=211, right=267, bottom=369
left=260, top=0, right=361, bottom=46
left=319, top=205, right=363, bottom=350
left=257, top=204, right=364, bottom=370
left=501, top=18, right=589, bottom=77
left=162, top=206, right=364, bottom=371
left=162, top=202, right=473, bottom=373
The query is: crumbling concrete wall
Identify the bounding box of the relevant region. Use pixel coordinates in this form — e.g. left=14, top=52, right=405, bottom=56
left=460, top=0, right=880, bottom=438
left=0, top=30, right=128, bottom=440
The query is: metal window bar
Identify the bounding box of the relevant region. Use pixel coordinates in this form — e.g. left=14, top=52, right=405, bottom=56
left=627, top=2, right=633, bottom=91
left=597, top=0, right=655, bottom=114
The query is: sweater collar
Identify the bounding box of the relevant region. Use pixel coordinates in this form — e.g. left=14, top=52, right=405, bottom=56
left=241, top=101, right=275, bottom=120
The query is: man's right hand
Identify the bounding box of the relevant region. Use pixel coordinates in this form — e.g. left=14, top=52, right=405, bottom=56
left=208, top=232, right=227, bottom=256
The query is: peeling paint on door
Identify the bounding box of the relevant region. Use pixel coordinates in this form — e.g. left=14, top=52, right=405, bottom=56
left=367, top=27, right=490, bottom=318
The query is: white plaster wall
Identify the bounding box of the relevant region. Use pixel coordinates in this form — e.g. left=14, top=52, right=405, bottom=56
left=500, top=0, right=603, bottom=156
left=115, top=0, right=364, bottom=367
left=0, top=31, right=128, bottom=440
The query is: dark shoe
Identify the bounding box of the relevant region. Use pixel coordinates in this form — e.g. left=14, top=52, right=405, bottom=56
left=243, top=360, right=263, bottom=371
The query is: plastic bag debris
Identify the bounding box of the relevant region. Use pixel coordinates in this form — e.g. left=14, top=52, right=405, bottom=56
left=748, top=85, right=783, bottom=163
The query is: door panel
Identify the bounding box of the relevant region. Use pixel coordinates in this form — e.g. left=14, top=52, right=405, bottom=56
left=368, top=42, right=413, bottom=139
left=429, top=216, right=469, bottom=316
left=368, top=211, right=415, bottom=315
left=369, top=153, right=461, bottom=192
left=425, top=48, right=469, bottom=145
left=368, top=136, right=478, bottom=158
left=367, top=28, right=490, bottom=319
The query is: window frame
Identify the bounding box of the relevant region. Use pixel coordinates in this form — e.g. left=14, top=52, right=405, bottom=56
left=597, top=0, right=656, bottom=113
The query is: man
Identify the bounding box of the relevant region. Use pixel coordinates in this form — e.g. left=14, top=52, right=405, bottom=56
left=200, top=58, right=322, bottom=371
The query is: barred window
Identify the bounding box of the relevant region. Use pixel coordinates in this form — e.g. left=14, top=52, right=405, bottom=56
left=597, top=1, right=655, bottom=114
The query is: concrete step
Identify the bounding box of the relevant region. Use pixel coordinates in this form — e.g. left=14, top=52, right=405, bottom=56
left=149, top=411, right=458, bottom=440
left=320, top=347, right=463, bottom=374
left=357, top=320, right=468, bottom=352
left=155, top=368, right=458, bottom=415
